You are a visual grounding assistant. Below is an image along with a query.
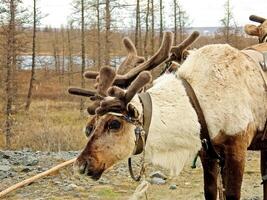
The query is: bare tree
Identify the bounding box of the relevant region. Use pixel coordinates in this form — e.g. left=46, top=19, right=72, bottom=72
left=67, top=23, right=74, bottom=86
left=95, top=0, right=101, bottom=69
left=173, top=0, right=190, bottom=42
left=220, top=0, right=236, bottom=43
left=159, top=0, right=163, bottom=43
left=135, top=0, right=141, bottom=54
left=104, top=0, right=111, bottom=66
left=1, top=0, right=18, bottom=148
left=144, top=0, right=150, bottom=58
left=80, top=0, right=86, bottom=112
left=150, top=0, right=155, bottom=53
left=25, top=0, right=37, bottom=111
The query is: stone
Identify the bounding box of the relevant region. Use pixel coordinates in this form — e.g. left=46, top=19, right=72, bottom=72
left=169, top=184, right=177, bottom=190
left=149, top=171, right=168, bottom=180
left=64, top=183, right=78, bottom=191
left=98, top=177, right=110, bottom=185
left=22, top=156, right=39, bottom=166
left=0, top=165, right=11, bottom=172
left=150, top=177, right=166, bottom=185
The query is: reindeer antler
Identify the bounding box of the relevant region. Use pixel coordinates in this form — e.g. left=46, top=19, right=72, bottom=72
left=168, top=31, right=200, bottom=63
left=68, top=67, right=116, bottom=114
left=249, top=15, right=266, bottom=24
left=245, top=15, right=267, bottom=42
left=117, top=37, right=145, bottom=75
left=84, top=31, right=174, bottom=88
left=95, top=71, right=152, bottom=115
left=83, top=37, right=145, bottom=80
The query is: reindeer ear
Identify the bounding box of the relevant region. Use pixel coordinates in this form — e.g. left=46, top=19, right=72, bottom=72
left=245, top=24, right=260, bottom=36
left=127, top=104, right=139, bottom=119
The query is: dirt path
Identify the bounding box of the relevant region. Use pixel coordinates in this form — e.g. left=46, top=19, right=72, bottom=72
left=0, top=150, right=262, bottom=200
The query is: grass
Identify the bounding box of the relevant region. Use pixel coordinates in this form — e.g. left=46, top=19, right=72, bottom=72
left=0, top=99, right=88, bottom=151
left=96, top=188, right=119, bottom=200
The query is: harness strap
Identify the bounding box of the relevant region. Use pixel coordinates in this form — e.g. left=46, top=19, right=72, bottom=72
left=128, top=92, right=152, bottom=181
left=133, top=92, right=152, bottom=155
left=181, top=78, right=223, bottom=164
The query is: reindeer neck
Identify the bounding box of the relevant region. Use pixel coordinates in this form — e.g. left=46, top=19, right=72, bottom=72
left=140, top=73, right=202, bottom=176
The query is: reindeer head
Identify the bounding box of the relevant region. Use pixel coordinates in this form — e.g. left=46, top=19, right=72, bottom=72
left=68, top=32, right=173, bottom=180
left=245, top=15, right=267, bottom=43
left=73, top=70, right=152, bottom=180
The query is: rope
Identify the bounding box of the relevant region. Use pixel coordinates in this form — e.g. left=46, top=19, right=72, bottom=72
left=0, top=158, right=76, bottom=198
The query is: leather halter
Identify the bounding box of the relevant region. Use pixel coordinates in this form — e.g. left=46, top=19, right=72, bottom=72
left=128, top=92, right=152, bottom=181
left=181, top=78, right=223, bottom=164
left=132, top=92, right=152, bottom=155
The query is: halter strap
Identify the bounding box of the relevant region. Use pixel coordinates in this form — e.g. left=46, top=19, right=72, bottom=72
left=181, top=78, right=223, bottom=164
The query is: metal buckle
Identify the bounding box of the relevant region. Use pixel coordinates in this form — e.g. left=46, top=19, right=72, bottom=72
left=201, top=139, right=209, bottom=151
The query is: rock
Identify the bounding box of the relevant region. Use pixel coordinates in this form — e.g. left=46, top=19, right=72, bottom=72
left=98, top=177, right=110, bottom=185
left=149, top=171, right=168, bottom=180
left=169, top=184, right=177, bottom=190
left=150, top=177, right=166, bottom=185
left=0, top=151, right=13, bottom=159
left=0, top=170, right=14, bottom=179
left=22, top=156, right=39, bottom=166
left=0, top=165, right=11, bottom=172
left=64, top=183, right=78, bottom=191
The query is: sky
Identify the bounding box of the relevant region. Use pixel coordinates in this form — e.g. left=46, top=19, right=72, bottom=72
left=22, top=0, right=267, bottom=28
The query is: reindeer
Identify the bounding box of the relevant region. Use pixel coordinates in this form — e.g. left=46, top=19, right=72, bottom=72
left=69, top=30, right=267, bottom=199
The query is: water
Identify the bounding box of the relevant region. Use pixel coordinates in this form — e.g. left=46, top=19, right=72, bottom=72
left=19, top=55, right=124, bottom=70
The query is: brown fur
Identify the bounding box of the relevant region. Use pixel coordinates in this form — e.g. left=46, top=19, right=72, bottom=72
left=97, top=67, right=116, bottom=96
left=74, top=114, right=135, bottom=180
left=201, top=123, right=257, bottom=200
left=107, top=86, right=126, bottom=99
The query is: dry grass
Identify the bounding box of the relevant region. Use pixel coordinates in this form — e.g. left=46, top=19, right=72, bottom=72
left=0, top=100, right=88, bottom=151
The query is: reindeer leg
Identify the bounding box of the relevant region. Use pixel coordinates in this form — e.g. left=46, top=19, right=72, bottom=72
left=221, top=136, right=247, bottom=200
left=199, top=149, right=219, bottom=200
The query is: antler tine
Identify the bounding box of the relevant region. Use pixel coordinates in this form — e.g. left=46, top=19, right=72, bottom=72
left=95, top=71, right=152, bottom=115
left=169, top=31, right=200, bottom=62
left=68, top=88, right=96, bottom=97
left=97, top=67, right=116, bottom=96
left=117, top=37, right=145, bottom=75
left=84, top=71, right=98, bottom=80
left=124, top=71, right=152, bottom=103
left=113, top=31, right=174, bottom=87
left=249, top=15, right=266, bottom=24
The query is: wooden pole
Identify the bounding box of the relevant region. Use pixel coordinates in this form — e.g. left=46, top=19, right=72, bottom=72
left=0, top=158, right=76, bottom=198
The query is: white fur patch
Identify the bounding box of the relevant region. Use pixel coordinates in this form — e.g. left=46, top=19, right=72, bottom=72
left=145, top=74, right=201, bottom=175
left=179, top=44, right=267, bottom=138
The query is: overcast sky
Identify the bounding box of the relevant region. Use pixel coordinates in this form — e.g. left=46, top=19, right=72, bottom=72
left=23, top=0, right=267, bottom=28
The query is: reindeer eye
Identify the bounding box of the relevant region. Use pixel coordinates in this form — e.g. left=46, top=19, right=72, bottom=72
left=108, top=120, right=121, bottom=131
left=85, top=125, right=93, bottom=137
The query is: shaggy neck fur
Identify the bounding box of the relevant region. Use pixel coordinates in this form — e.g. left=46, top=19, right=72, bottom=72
left=131, top=73, right=201, bottom=176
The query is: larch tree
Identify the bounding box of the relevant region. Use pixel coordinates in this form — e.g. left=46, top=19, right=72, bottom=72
left=143, top=0, right=150, bottom=58
left=159, top=0, right=163, bottom=43
left=173, top=0, right=190, bottom=43
left=220, top=0, right=236, bottom=43
left=150, top=0, right=154, bottom=54
left=80, top=0, right=86, bottom=112
left=0, top=0, right=28, bottom=148
left=25, top=0, right=37, bottom=111
left=104, top=0, right=111, bottom=66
